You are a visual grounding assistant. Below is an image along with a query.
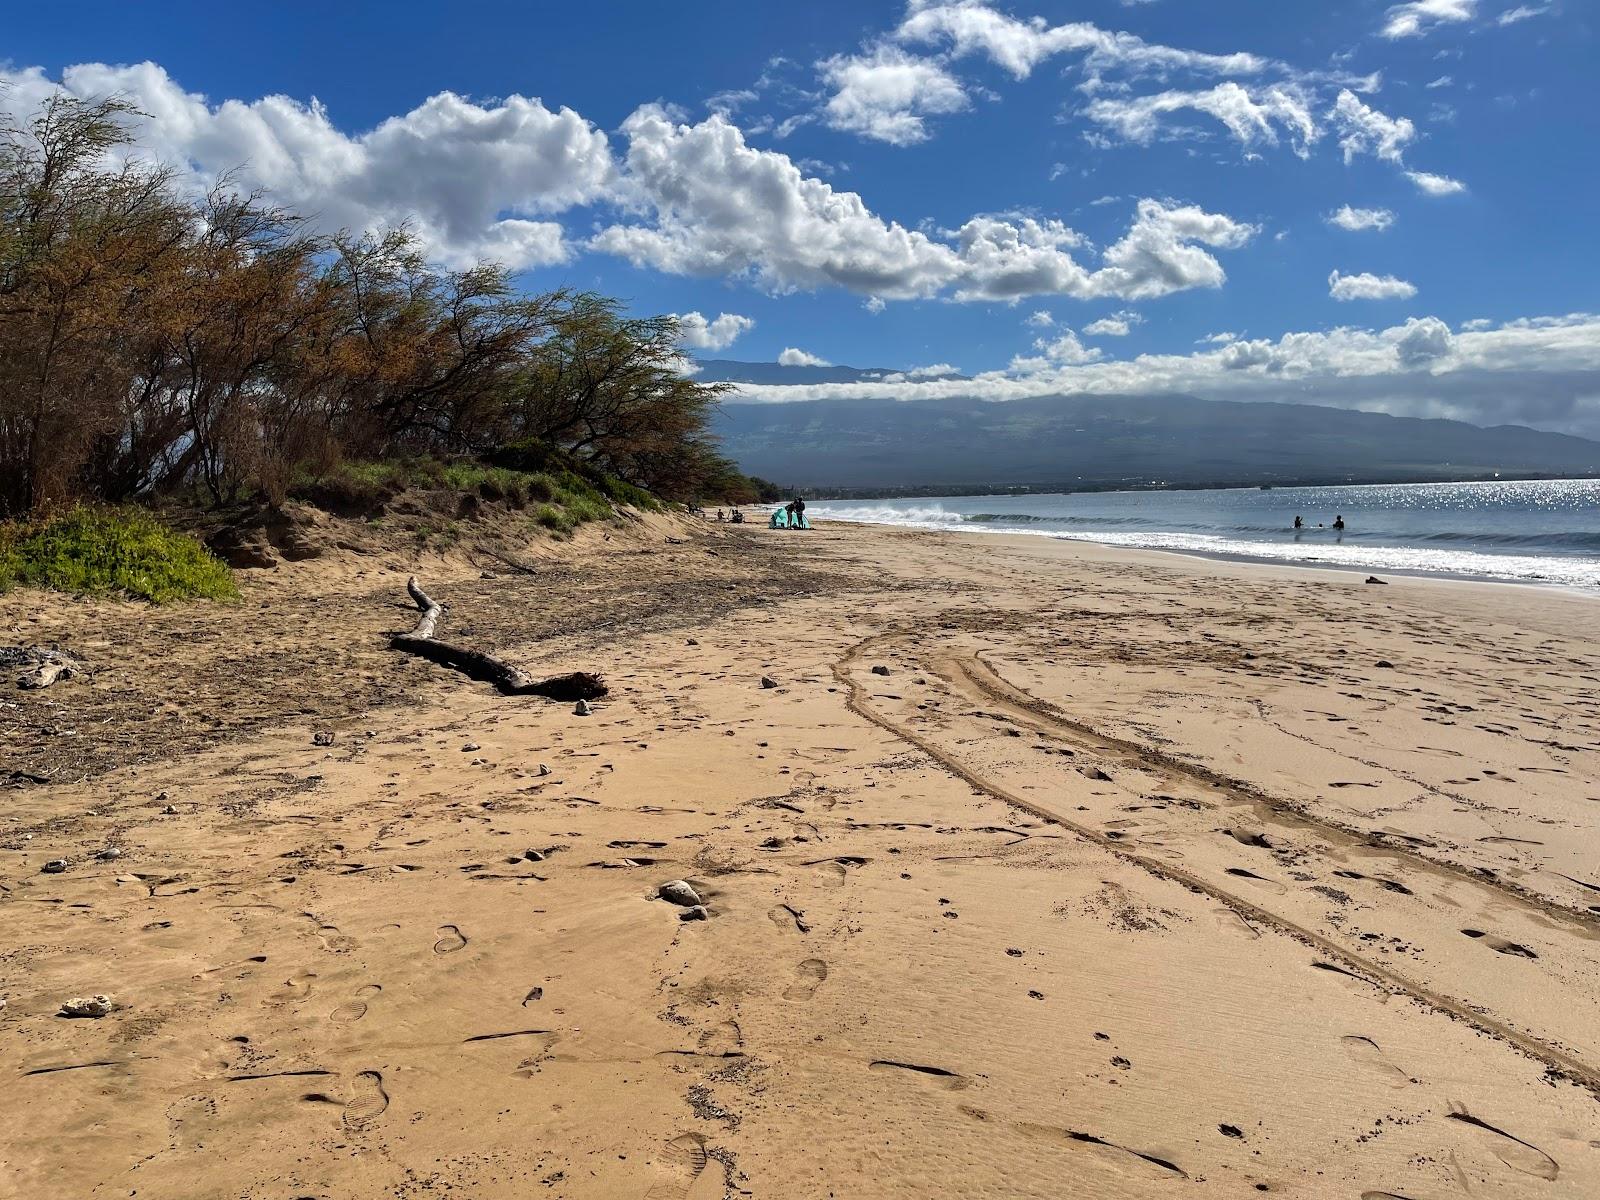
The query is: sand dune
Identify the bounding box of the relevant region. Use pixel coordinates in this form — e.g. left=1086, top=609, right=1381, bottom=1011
left=3, top=521, right=1598, bottom=1197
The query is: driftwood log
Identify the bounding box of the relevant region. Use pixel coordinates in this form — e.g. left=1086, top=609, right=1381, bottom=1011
left=4, top=646, right=83, bottom=690
left=391, top=577, right=606, bottom=700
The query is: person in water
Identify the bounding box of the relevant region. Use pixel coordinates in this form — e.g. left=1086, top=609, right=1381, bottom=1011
left=1293, top=515, right=1303, bottom=529
left=1333, top=514, right=1346, bottom=531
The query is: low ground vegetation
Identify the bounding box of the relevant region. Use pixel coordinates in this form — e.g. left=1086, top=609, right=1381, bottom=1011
left=0, top=506, right=239, bottom=603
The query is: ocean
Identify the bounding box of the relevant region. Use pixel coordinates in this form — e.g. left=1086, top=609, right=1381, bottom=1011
left=807, top=478, right=1600, bottom=591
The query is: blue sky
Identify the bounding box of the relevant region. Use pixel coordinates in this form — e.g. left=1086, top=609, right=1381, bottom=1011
left=4, top=1, right=1598, bottom=434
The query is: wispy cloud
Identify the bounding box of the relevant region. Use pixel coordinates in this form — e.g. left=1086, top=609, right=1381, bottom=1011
left=1329, top=269, right=1418, bottom=300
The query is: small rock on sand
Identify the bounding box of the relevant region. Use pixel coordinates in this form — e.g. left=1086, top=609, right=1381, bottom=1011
left=871, top=665, right=891, bottom=676
left=313, top=730, right=335, bottom=746
left=678, top=905, right=709, bottom=922
left=760, top=676, right=779, bottom=689
left=658, top=879, right=702, bottom=907
left=1365, top=576, right=1388, bottom=585
left=59, top=995, right=115, bottom=1018
left=1078, top=766, right=1113, bottom=782
left=1375, top=659, right=1395, bottom=668
left=574, top=699, right=592, bottom=716
left=42, top=859, right=69, bottom=874
left=462, top=742, right=481, bottom=752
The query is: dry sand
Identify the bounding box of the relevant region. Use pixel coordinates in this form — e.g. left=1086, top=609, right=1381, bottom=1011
left=3, top=517, right=1599, bottom=1198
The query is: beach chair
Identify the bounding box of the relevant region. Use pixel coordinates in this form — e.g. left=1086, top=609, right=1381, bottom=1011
left=769, top=509, right=790, bottom=529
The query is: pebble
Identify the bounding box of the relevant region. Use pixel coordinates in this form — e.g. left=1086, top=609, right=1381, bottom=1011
left=462, top=743, right=481, bottom=752
left=59, top=995, right=114, bottom=1018
left=760, top=676, right=778, bottom=689
left=93, top=847, right=123, bottom=862
left=678, top=905, right=709, bottom=922
left=574, top=699, right=592, bottom=716
left=313, top=730, right=335, bottom=746
left=871, top=665, right=891, bottom=676
left=658, top=879, right=702, bottom=907
left=41, top=859, right=69, bottom=874
left=537, top=763, right=552, bottom=776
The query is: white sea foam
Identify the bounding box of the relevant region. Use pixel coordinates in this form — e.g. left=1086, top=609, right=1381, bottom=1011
left=807, top=495, right=1600, bottom=590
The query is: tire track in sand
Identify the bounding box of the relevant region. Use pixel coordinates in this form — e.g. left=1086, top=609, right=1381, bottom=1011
left=832, top=631, right=1600, bottom=1094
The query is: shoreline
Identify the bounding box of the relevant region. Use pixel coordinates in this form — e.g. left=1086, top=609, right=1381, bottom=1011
left=807, top=510, right=1600, bottom=596
left=4, top=518, right=1598, bottom=1197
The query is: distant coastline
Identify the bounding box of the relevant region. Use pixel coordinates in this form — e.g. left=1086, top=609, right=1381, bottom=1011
left=802, top=470, right=1600, bottom=502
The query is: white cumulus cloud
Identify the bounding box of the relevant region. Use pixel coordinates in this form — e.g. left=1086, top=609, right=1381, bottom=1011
left=0, top=65, right=1260, bottom=310
left=0, top=62, right=615, bottom=271
left=1083, top=311, right=1144, bottom=336
left=1329, top=269, right=1420, bottom=301
left=778, top=347, right=832, bottom=367
left=593, top=107, right=1256, bottom=304
left=1327, top=205, right=1396, bottom=232
left=673, top=311, right=756, bottom=351
left=819, top=45, right=970, bottom=145
left=725, top=313, right=1600, bottom=440
left=1406, top=169, right=1468, bottom=195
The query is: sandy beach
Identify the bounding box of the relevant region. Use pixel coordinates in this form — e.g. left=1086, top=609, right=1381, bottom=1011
left=4, top=517, right=1599, bottom=1199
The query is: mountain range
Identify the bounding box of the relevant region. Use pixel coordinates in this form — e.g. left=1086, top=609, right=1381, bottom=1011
left=701, top=364, right=1600, bottom=492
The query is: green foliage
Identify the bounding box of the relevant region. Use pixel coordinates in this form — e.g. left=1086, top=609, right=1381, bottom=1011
left=0, top=506, right=238, bottom=603
left=746, top=475, right=786, bottom=504
left=486, top=439, right=665, bottom=512
left=290, top=449, right=646, bottom=539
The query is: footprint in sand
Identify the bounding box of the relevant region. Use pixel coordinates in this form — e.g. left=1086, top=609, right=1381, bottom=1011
left=806, top=856, right=869, bottom=887
left=433, top=924, right=467, bottom=955
left=698, top=1021, right=744, bottom=1057
left=1013, top=1122, right=1187, bottom=1180
left=314, top=923, right=357, bottom=954
left=330, top=984, right=382, bottom=1024
left=1460, top=929, right=1538, bottom=958
left=1224, top=867, right=1288, bottom=896
left=1212, top=907, right=1261, bottom=939
left=342, top=1070, right=389, bottom=1129
left=1224, top=828, right=1273, bottom=849
left=784, top=958, right=828, bottom=1001
left=643, top=1132, right=718, bottom=1200
left=1447, top=1106, right=1559, bottom=1180
left=870, top=1059, right=969, bottom=1090
left=1340, top=1035, right=1411, bottom=1087
left=768, top=904, right=810, bottom=933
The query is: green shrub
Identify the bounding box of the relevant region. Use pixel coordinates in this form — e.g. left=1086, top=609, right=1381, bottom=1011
left=0, top=507, right=238, bottom=603
left=532, top=505, right=575, bottom=535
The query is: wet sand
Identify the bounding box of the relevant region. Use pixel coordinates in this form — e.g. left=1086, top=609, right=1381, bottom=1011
left=3, top=519, right=1599, bottom=1198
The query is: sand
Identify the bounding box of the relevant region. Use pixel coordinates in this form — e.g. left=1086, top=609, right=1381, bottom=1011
left=3, top=518, right=1599, bottom=1198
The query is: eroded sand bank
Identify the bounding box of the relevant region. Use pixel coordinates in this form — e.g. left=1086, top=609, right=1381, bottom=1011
left=3, top=521, right=1598, bottom=1198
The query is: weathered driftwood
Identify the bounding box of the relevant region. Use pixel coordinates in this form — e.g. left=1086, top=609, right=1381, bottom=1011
left=391, top=577, right=606, bottom=700
left=4, top=646, right=83, bottom=690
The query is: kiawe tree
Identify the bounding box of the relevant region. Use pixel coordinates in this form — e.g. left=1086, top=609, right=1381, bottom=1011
left=0, top=95, right=753, bottom=517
